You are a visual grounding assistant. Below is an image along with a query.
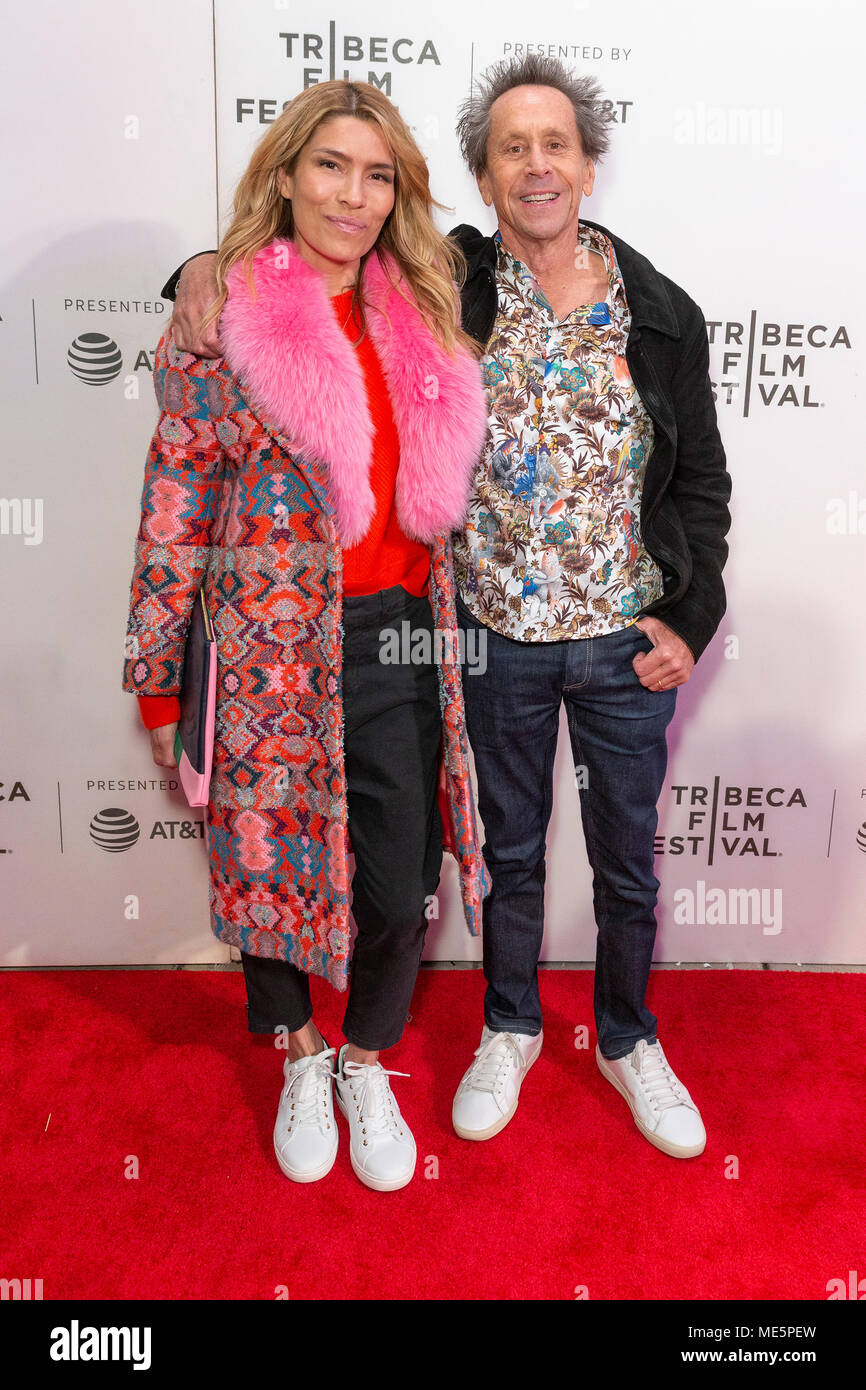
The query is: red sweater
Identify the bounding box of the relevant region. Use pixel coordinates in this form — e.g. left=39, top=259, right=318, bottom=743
left=138, top=287, right=430, bottom=731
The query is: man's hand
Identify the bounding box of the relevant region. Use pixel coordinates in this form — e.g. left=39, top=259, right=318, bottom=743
left=150, top=723, right=178, bottom=768
left=169, top=253, right=222, bottom=356
left=632, top=616, right=695, bottom=691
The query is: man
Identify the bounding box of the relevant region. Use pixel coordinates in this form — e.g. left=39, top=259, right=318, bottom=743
left=163, top=55, right=731, bottom=1160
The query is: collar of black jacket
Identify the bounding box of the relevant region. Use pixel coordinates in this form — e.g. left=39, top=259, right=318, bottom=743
left=451, top=217, right=681, bottom=340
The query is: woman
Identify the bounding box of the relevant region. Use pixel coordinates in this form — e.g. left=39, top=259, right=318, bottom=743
left=122, top=80, right=490, bottom=1192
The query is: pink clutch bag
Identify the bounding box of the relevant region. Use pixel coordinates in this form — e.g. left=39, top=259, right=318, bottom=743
left=173, top=588, right=217, bottom=807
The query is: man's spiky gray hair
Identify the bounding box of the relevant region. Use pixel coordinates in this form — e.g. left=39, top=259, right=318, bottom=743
left=456, top=54, right=612, bottom=175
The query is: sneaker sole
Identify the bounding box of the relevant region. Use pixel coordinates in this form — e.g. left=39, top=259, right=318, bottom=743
left=334, top=1087, right=416, bottom=1192
left=273, top=1134, right=338, bottom=1184
left=595, top=1046, right=706, bottom=1159
left=452, top=1036, right=543, bottom=1142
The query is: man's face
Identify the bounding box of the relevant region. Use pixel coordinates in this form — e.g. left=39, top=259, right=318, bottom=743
left=477, top=85, right=595, bottom=250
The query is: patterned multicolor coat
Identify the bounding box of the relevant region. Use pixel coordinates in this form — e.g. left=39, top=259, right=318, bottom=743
left=122, top=238, right=491, bottom=989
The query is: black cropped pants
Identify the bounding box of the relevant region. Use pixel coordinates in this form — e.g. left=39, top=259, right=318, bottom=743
left=240, top=583, right=443, bottom=1051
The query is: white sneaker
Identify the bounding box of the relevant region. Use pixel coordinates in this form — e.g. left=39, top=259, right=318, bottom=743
left=334, top=1044, right=416, bottom=1192
left=273, top=1042, right=338, bottom=1183
left=596, top=1038, right=706, bottom=1158
left=452, top=1024, right=543, bottom=1141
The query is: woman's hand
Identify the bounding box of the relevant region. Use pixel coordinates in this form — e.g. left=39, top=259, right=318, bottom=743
left=150, top=723, right=178, bottom=768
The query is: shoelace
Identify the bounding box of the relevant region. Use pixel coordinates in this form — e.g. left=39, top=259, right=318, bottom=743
left=342, top=1060, right=410, bottom=1138
left=464, top=1031, right=523, bottom=1094
left=285, top=1049, right=337, bottom=1131
left=633, top=1043, right=686, bottom=1112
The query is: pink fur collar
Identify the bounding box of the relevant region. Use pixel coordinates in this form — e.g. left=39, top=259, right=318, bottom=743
left=218, top=237, right=487, bottom=546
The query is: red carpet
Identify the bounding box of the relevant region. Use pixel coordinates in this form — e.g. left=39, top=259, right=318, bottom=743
left=2, top=967, right=863, bottom=1300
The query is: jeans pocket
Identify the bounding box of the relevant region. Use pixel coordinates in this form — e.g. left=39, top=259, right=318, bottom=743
left=625, top=624, right=655, bottom=683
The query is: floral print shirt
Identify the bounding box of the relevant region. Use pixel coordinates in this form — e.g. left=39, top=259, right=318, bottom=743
left=452, top=223, right=663, bottom=641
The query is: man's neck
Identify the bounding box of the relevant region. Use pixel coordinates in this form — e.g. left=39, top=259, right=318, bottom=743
left=497, top=219, right=585, bottom=282
left=497, top=218, right=608, bottom=320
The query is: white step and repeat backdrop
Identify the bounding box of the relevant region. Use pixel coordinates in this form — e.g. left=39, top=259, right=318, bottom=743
left=1, top=0, right=863, bottom=966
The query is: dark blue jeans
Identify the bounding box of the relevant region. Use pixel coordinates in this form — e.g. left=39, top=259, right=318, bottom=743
left=457, top=596, right=677, bottom=1060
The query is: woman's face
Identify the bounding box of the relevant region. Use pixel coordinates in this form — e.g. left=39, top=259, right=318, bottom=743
left=278, top=116, right=396, bottom=286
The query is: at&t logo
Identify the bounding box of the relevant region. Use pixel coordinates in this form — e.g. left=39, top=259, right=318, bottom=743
left=88, top=809, right=205, bottom=851
left=89, top=808, right=140, bottom=852
left=67, top=333, right=122, bottom=385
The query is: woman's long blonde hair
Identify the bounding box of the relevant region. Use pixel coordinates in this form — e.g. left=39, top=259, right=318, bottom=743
left=200, top=81, right=472, bottom=354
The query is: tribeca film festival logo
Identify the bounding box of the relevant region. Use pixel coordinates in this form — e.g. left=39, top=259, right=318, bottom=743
left=655, top=777, right=807, bottom=863
left=236, top=15, right=441, bottom=120
left=0, top=779, right=29, bottom=858
left=706, top=313, right=851, bottom=417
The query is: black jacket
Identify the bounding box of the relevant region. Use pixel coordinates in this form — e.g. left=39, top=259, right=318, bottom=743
left=451, top=219, right=732, bottom=662
left=163, top=220, right=731, bottom=660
